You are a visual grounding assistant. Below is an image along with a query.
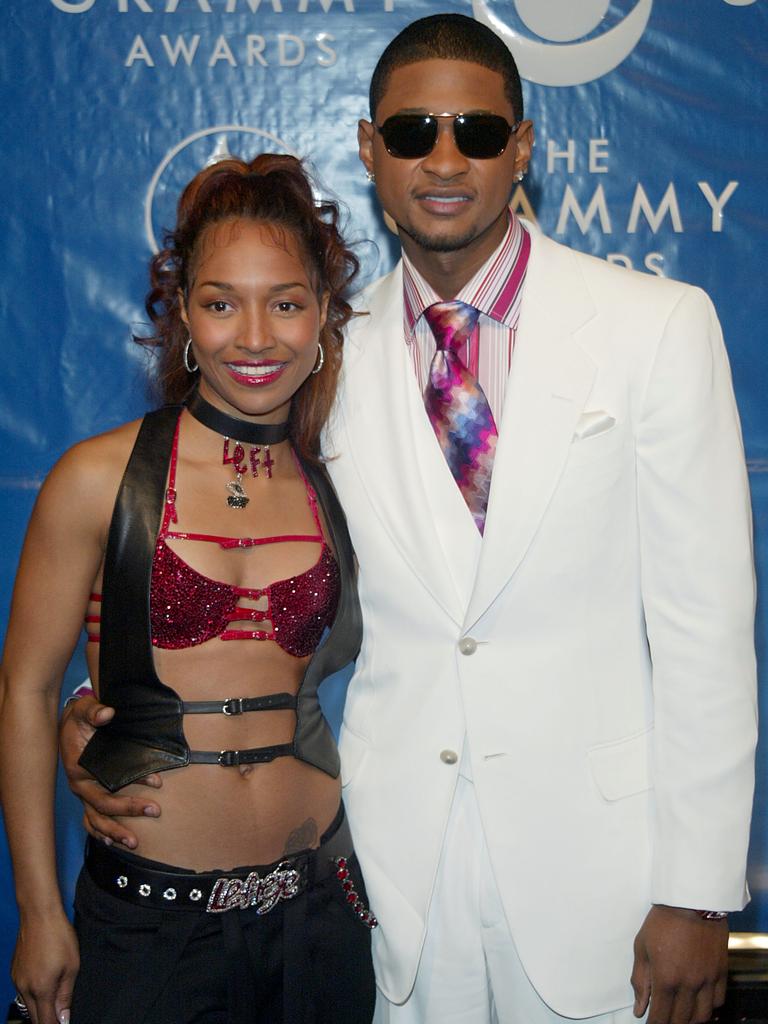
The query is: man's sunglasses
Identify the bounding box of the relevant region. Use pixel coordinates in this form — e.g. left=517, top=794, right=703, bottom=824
left=375, top=112, right=520, bottom=160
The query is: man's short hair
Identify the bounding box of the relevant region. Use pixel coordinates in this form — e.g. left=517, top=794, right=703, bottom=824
left=369, top=13, right=524, bottom=123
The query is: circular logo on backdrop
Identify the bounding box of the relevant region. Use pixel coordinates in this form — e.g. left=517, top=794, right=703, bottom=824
left=471, top=0, right=654, bottom=86
left=145, top=126, right=297, bottom=253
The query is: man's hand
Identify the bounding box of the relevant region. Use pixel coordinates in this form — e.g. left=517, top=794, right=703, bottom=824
left=59, top=695, right=162, bottom=849
left=632, top=904, right=729, bottom=1024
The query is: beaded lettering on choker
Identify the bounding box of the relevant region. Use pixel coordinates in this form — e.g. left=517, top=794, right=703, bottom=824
left=223, top=437, right=276, bottom=509
left=184, top=391, right=289, bottom=509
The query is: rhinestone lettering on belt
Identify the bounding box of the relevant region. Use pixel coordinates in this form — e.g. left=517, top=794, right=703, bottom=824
left=206, top=861, right=302, bottom=914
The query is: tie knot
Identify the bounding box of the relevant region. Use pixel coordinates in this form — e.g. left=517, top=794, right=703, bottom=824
left=423, top=301, right=480, bottom=351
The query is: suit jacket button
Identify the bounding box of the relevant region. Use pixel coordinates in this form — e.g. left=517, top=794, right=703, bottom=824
left=458, top=636, right=477, bottom=655
left=440, top=749, right=458, bottom=765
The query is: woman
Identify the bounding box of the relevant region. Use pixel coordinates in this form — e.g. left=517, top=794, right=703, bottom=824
left=0, top=154, right=376, bottom=1024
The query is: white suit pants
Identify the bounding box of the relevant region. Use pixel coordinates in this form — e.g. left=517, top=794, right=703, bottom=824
left=374, top=774, right=640, bottom=1024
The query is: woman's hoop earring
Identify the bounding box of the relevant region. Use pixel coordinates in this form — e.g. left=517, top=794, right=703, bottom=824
left=183, top=337, right=198, bottom=374
left=311, top=342, right=324, bottom=375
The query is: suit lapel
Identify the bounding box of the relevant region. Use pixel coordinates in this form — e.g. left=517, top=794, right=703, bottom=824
left=338, top=267, right=480, bottom=624
left=464, top=228, right=598, bottom=630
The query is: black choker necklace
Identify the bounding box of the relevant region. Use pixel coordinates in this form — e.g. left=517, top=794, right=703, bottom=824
left=186, top=392, right=289, bottom=446
left=186, top=392, right=290, bottom=509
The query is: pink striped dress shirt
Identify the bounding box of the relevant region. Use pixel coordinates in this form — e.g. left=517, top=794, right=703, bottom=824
left=402, top=212, right=530, bottom=426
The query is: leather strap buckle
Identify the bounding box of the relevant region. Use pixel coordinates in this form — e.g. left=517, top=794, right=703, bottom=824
left=222, top=698, right=244, bottom=716
left=217, top=749, right=241, bottom=767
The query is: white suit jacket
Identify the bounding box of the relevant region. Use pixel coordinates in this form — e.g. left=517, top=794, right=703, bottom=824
left=324, top=222, right=757, bottom=1016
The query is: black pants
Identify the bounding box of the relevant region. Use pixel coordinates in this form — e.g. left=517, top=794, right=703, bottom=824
left=70, top=811, right=376, bottom=1024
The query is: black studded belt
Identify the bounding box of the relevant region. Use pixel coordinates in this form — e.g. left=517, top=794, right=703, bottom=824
left=83, top=814, right=376, bottom=928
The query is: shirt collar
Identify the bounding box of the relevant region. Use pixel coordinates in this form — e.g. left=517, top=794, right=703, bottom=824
left=402, top=210, right=528, bottom=337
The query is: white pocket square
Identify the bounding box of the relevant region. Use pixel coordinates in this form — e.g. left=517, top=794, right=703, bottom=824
left=573, top=411, right=616, bottom=441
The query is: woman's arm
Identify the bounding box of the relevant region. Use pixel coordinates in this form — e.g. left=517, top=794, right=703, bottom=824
left=0, top=437, right=120, bottom=1024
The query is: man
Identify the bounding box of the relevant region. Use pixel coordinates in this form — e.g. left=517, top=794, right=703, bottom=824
left=63, top=14, right=756, bottom=1023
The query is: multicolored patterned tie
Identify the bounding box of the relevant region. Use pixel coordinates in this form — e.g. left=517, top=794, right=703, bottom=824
left=423, top=301, right=498, bottom=534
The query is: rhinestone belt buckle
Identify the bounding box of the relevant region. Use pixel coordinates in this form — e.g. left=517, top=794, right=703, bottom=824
left=206, top=862, right=302, bottom=914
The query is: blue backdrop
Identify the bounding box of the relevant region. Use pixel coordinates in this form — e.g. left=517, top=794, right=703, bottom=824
left=1, top=0, right=767, bottom=1006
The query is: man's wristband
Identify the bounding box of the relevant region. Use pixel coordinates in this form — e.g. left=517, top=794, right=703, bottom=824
left=658, top=904, right=729, bottom=921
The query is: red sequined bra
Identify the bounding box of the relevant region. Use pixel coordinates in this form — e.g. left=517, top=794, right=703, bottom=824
left=87, top=419, right=340, bottom=657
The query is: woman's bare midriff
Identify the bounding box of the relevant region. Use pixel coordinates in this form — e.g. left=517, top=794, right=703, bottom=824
left=85, top=596, right=341, bottom=872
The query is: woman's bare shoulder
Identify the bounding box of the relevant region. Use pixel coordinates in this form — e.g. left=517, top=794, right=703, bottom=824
left=66, top=418, right=143, bottom=465
left=40, top=418, right=145, bottom=521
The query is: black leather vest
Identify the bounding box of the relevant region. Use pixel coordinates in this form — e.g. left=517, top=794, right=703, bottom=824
left=78, top=405, right=361, bottom=792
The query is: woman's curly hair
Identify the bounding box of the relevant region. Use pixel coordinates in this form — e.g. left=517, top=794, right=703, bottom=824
left=139, top=153, right=359, bottom=463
